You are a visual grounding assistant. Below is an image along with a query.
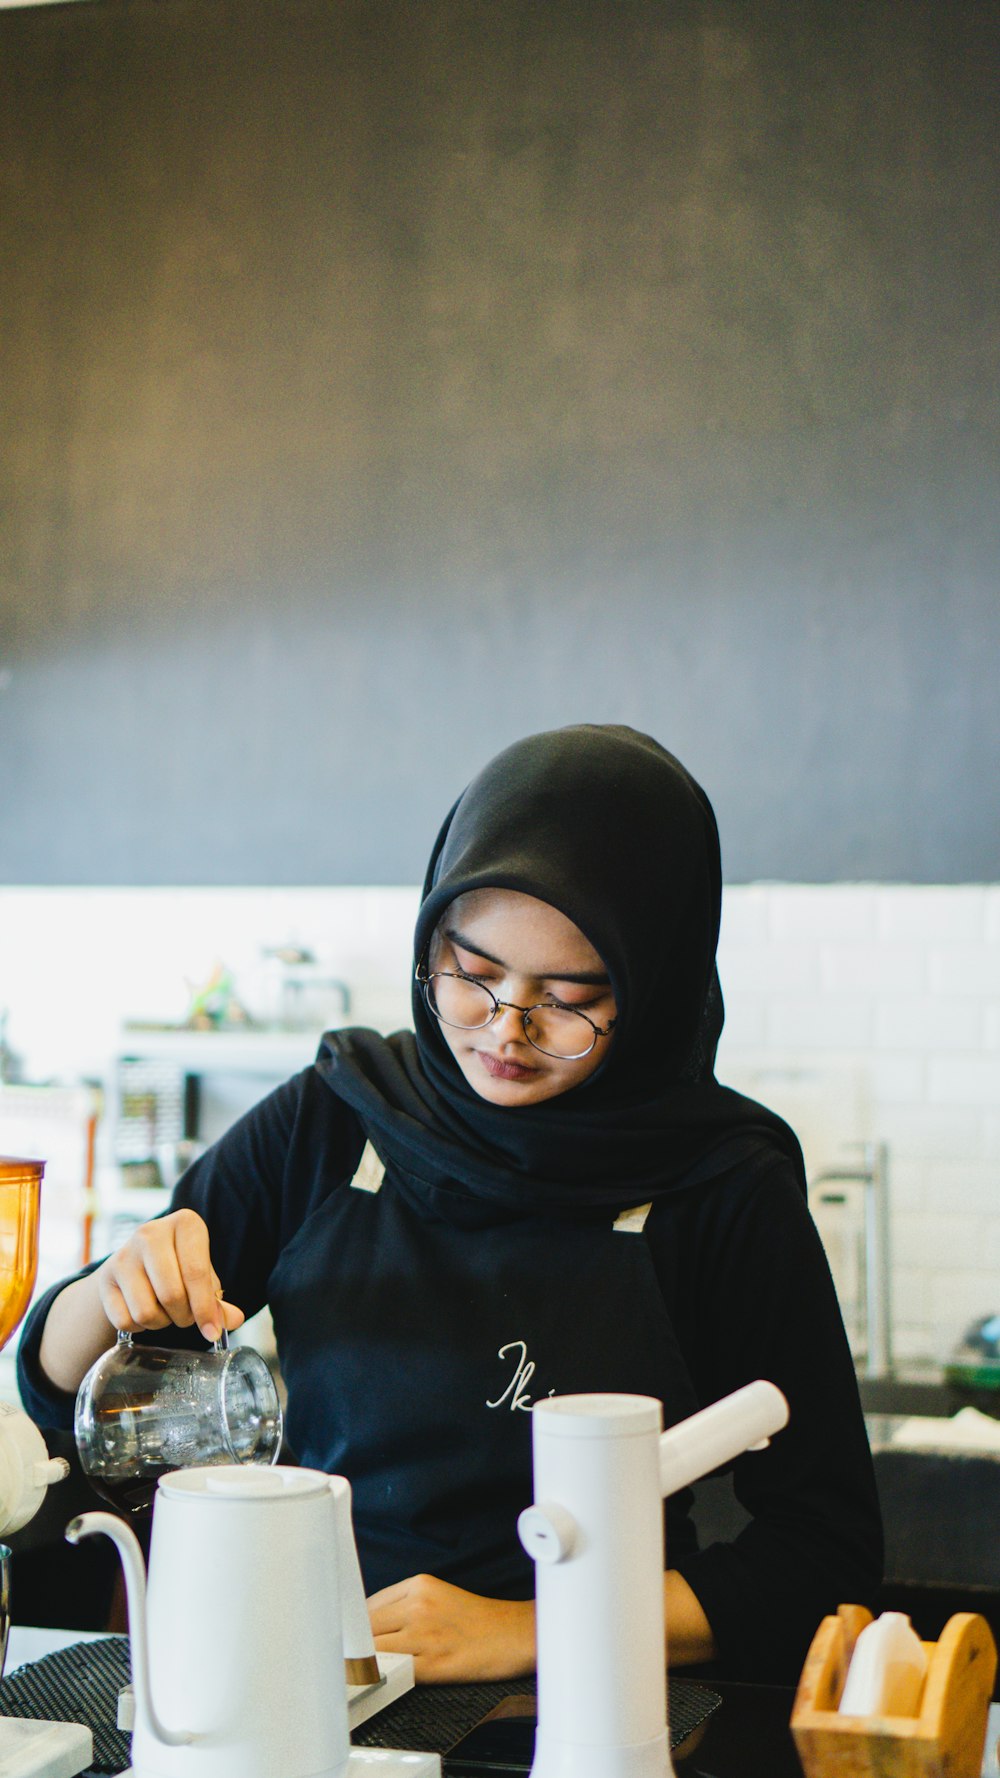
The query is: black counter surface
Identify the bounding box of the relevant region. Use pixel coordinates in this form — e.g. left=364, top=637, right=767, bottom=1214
left=354, top=1676, right=801, bottom=1778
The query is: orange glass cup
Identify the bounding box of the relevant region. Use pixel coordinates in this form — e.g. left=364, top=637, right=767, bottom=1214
left=0, top=1159, right=43, bottom=1352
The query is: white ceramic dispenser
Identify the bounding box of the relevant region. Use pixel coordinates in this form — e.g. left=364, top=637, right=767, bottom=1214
left=518, top=1380, right=789, bottom=1778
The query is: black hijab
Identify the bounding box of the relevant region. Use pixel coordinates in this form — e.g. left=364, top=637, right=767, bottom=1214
left=316, top=724, right=805, bottom=1222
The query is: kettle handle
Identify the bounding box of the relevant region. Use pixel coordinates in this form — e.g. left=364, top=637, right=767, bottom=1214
left=66, top=1511, right=193, bottom=1748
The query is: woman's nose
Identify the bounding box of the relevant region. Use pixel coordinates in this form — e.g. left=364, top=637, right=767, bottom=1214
left=492, top=1000, right=528, bottom=1042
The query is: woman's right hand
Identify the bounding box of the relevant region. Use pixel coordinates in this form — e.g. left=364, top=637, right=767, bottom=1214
left=96, top=1208, right=245, bottom=1343
left=39, top=1209, right=247, bottom=1395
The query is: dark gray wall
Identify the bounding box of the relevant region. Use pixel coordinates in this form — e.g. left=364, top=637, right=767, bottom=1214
left=2, top=0, right=997, bottom=885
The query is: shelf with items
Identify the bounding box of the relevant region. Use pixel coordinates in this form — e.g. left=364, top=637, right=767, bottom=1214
left=117, top=1024, right=333, bottom=1074
left=102, top=1024, right=332, bottom=1232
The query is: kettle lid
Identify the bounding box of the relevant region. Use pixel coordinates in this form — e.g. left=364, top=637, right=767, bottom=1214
left=158, top=1465, right=332, bottom=1500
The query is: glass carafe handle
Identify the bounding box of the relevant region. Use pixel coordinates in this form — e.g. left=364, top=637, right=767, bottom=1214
left=116, top=1322, right=229, bottom=1353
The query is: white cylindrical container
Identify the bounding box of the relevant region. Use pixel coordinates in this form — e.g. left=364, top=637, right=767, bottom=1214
left=838, top=1612, right=928, bottom=1718
left=520, top=1394, right=671, bottom=1778
left=135, top=1466, right=349, bottom=1778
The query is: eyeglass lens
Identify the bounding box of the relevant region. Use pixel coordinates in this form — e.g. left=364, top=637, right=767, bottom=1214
left=425, top=974, right=597, bottom=1059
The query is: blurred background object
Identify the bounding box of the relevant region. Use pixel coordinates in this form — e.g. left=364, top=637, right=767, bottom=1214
left=945, top=1317, right=1000, bottom=1419
left=0, top=1087, right=101, bottom=1389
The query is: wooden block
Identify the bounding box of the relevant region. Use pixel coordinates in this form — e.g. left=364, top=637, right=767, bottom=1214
left=913, top=1613, right=997, bottom=1778
left=792, top=1606, right=873, bottom=1723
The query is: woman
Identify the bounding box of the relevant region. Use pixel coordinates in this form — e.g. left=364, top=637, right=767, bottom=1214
left=18, top=724, right=882, bottom=1683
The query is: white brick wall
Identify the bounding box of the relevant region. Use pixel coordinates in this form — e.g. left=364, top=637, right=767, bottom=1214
left=718, top=885, right=1000, bottom=1366
left=1, top=882, right=997, bottom=1367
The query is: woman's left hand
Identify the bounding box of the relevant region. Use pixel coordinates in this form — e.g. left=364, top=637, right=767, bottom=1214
left=367, top=1574, right=536, bottom=1683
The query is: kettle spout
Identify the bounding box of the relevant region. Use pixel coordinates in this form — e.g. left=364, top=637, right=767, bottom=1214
left=66, top=1511, right=193, bottom=1748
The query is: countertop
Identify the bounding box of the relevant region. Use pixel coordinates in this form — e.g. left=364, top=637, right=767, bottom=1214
left=3, top=1631, right=1000, bottom=1778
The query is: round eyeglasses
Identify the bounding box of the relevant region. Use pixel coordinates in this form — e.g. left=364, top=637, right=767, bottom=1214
left=416, top=966, right=616, bottom=1060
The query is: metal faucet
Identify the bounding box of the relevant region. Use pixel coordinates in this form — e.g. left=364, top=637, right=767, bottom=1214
left=810, top=1141, right=892, bottom=1379
left=320, top=978, right=352, bottom=1018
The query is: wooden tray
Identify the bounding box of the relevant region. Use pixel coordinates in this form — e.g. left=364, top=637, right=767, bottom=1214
left=790, top=1604, right=997, bottom=1778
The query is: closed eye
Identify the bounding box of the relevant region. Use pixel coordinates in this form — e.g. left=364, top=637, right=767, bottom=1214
left=455, top=973, right=599, bottom=1011
left=443, top=935, right=611, bottom=1013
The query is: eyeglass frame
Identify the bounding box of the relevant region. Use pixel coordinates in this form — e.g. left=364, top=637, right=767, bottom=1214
left=415, top=963, right=617, bottom=1060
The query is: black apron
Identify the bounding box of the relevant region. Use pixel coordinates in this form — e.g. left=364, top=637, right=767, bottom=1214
left=268, top=1149, right=703, bottom=1600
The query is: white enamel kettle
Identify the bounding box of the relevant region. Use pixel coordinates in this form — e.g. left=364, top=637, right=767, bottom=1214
left=67, top=1465, right=377, bottom=1778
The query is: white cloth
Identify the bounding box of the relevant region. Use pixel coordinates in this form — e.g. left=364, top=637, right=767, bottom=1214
left=888, top=1406, right=1000, bottom=1454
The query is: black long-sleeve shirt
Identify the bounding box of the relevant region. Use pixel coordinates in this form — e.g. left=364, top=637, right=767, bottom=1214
left=18, top=1063, right=882, bottom=1682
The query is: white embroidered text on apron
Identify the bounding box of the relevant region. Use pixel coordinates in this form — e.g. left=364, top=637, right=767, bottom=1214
left=486, top=1339, right=553, bottom=1412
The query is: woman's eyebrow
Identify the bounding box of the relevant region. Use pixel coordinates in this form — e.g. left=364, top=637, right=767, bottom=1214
left=443, top=926, right=611, bottom=987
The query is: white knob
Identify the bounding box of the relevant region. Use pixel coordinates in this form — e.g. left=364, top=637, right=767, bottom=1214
left=34, top=1457, right=71, bottom=1487
left=517, top=1500, right=578, bottom=1564
left=0, top=1405, right=68, bottom=1536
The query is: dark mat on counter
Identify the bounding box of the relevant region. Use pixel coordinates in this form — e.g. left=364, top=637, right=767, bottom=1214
left=351, top=1673, right=722, bottom=1756
left=0, top=1634, right=130, bottom=1774
left=0, top=1636, right=721, bottom=1774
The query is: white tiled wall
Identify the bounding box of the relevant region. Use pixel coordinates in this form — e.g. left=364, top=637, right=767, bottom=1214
left=716, top=885, right=999, bottom=1366
left=1, top=883, right=997, bottom=1367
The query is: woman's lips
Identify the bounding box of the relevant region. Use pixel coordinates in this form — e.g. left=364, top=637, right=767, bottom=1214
left=476, top=1050, right=539, bottom=1081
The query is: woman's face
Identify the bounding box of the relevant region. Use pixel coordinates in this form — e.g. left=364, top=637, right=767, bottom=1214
left=427, top=888, right=617, bottom=1107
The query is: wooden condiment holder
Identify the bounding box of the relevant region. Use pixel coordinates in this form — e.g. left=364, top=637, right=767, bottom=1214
left=790, top=1603, right=997, bottom=1778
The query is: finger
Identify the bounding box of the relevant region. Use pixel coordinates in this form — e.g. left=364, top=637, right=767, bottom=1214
left=135, top=1234, right=197, bottom=1331
left=366, top=1580, right=410, bottom=1611
left=172, top=1211, right=236, bottom=1339
left=99, top=1260, right=172, bottom=1333
left=367, top=1590, right=409, bottom=1638
left=218, top=1296, right=246, bottom=1335
left=372, top=1627, right=418, bottom=1656
left=98, top=1272, right=149, bottom=1335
